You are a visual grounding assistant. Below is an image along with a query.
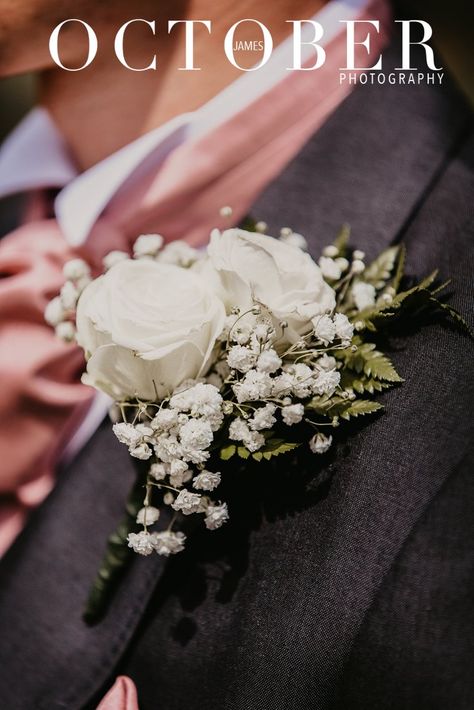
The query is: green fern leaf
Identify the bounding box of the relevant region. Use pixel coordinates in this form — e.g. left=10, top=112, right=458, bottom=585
left=340, top=399, right=384, bottom=420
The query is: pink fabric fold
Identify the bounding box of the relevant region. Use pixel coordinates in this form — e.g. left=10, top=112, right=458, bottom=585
left=96, top=676, right=140, bottom=710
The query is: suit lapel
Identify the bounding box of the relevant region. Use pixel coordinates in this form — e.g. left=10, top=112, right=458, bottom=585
left=252, top=39, right=471, bottom=260
left=0, top=421, right=168, bottom=709
left=0, top=37, right=471, bottom=710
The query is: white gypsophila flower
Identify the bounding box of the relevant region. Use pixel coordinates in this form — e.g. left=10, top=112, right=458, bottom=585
left=133, top=233, right=164, bottom=258
left=280, top=231, right=308, bottom=251
left=60, top=281, right=79, bottom=311
left=103, top=250, right=129, bottom=270
left=154, top=433, right=184, bottom=463
left=170, top=383, right=224, bottom=430
left=257, top=349, right=282, bottom=374
left=77, top=259, right=225, bottom=401
left=228, top=418, right=251, bottom=442
left=45, top=296, right=66, bottom=327
left=227, top=345, right=257, bottom=374
left=193, top=470, right=221, bottom=491
left=168, top=459, right=192, bottom=487
left=309, top=432, right=333, bottom=454
left=172, top=489, right=202, bottom=515
left=163, top=492, right=175, bottom=505
left=249, top=403, right=277, bottom=431
left=63, top=258, right=91, bottom=282
left=113, top=422, right=142, bottom=449
left=316, top=354, right=337, bottom=372
left=130, top=443, right=153, bottom=460
left=333, top=313, right=354, bottom=345
left=318, top=256, right=342, bottom=281
left=205, top=503, right=229, bottom=530
left=207, top=228, right=335, bottom=345
left=136, top=506, right=160, bottom=526
left=233, top=370, right=273, bottom=403
left=282, top=403, right=305, bottom=425
left=352, top=281, right=377, bottom=311
left=224, top=312, right=256, bottom=345
left=243, top=430, right=265, bottom=452
left=313, top=369, right=341, bottom=397
left=170, top=467, right=193, bottom=488
left=154, top=530, right=186, bottom=556
left=135, top=423, right=154, bottom=440
left=170, top=459, right=188, bottom=477
left=157, top=240, right=200, bottom=267
left=152, top=408, right=180, bottom=431
left=253, top=320, right=275, bottom=344
left=312, top=314, right=337, bottom=345
left=149, top=462, right=168, bottom=480
left=127, top=531, right=158, bottom=556
left=271, top=372, right=294, bottom=397
left=285, top=363, right=314, bottom=399
left=179, top=419, right=214, bottom=452
left=55, top=321, right=76, bottom=342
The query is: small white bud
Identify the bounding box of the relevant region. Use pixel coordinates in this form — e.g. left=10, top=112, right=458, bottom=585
left=220, top=206, right=233, bottom=218
left=133, top=234, right=164, bottom=258
left=280, top=227, right=293, bottom=237
left=63, top=258, right=90, bottom=281
left=59, top=281, right=79, bottom=311
left=353, top=250, right=365, bottom=260
left=255, top=221, right=268, bottom=233
left=55, top=321, right=76, bottom=342
left=351, top=259, right=365, bottom=274
left=44, top=296, right=66, bottom=327
left=323, top=245, right=339, bottom=258
left=163, top=492, right=174, bottom=505
left=103, top=250, right=129, bottom=270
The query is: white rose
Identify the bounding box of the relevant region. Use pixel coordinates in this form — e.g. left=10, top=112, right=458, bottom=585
left=76, top=259, right=225, bottom=400
left=207, top=229, right=335, bottom=344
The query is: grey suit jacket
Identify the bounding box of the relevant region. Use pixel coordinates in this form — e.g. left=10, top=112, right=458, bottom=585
left=0, top=40, right=473, bottom=709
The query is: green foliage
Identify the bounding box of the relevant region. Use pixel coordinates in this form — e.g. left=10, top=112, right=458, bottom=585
left=333, top=223, right=351, bottom=255
left=363, top=246, right=399, bottom=285
left=340, top=370, right=393, bottom=395
left=220, top=444, right=237, bottom=461
left=339, top=399, right=384, bottom=420
left=251, top=440, right=300, bottom=462
left=307, top=394, right=384, bottom=421
left=335, top=342, right=402, bottom=383
left=83, top=464, right=146, bottom=624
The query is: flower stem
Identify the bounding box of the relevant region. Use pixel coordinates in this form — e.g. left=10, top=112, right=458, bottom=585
left=83, top=461, right=148, bottom=625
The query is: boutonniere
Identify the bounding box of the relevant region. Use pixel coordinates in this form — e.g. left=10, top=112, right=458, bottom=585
left=46, top=218, right=470, bottom=622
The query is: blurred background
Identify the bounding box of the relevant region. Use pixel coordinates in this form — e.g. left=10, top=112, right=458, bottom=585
left=0, top=1, right=473, bottom=143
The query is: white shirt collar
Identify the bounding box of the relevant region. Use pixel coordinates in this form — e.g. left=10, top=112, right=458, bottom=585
left=0, top=0, right=367, bottom=247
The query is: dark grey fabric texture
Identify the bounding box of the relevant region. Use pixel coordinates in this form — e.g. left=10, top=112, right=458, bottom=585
left=0, top=39, right=473, bottom=710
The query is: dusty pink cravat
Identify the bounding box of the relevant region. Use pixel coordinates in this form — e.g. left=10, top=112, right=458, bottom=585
left=0, top=0, right=390, bottom=562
